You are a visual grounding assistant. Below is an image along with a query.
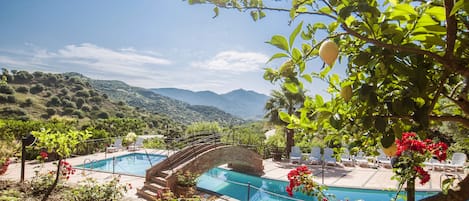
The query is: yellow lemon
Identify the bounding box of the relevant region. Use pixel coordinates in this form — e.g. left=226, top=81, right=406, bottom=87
left=340, top=85, right=352, bottom=102
left=319, top=40, right=339, bottom=66
left=382, top=143, right=397, bottom=157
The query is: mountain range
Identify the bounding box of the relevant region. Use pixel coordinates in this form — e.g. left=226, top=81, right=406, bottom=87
left=151, top=88, right=270, bottom=119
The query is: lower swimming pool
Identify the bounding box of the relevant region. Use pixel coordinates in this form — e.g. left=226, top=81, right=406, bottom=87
left=198, top=168, right=437, bottom=201
left=75, top=153, right=166, bottom=176
left=76, top=154, right=437, bottom=201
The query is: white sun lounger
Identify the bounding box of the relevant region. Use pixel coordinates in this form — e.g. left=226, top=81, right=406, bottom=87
left=290, top=146, right=302, bottom=164
left=106, top=138, right=123, bottom=153
left=308, top=146, right=322, bottom=165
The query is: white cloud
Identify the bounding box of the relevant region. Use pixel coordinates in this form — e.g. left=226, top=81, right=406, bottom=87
left=0, top=43, right=172, bottom=80
left=191, top=51, right=269, bottom=73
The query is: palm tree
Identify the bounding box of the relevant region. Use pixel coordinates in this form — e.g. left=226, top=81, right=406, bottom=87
left=264, top=88, right=305, bottom=158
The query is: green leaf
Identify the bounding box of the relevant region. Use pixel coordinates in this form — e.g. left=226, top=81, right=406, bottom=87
left=302, top=74, right=312, bottom=83
left=450, top=0, right=464, bottom=16
left=319, top=6, right=332, bottom=14
left=289, top=21, right=303, bottom=50
left=268, top=35, right=290, bottom=52
left=296, top=6, right=307, bottom=13
left=389, top=4, right=418, bottom=20
left=250, top=10, right=259, bottom=21
left=284, top=82, right=299, bottom=93
left=292, top=48, right=302, bottom=61
left=328, top=22, right=339, bottom=33
left=315, top=95, right=324, bottom=105
left=313, top=22, right=327, bottom=30
left=213, top=7, right=219, bottom=18
left=267, top=52, right=289, bottom=63
left=279, top=111, right=291, bottom=123
left=301, top=43, right=312, bottom=55
left=259, top=10, right=266, bottom=19
left=425, top=6, right=445, bottom=21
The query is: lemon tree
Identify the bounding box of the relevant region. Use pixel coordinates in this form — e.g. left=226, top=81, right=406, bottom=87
left=188, top=0, right=469, bottom=200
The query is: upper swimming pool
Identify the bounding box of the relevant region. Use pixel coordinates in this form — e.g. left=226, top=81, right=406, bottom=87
left=76, top=153, right=438, bottom=201
left=75, top=153, right=166, bottom=176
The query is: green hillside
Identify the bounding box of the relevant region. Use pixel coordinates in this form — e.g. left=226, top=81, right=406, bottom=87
left=0, top=69, right=182, bottom=133
left=0, top=69, right=244, bottom=128
left=88, top=79, right=245, bottom=125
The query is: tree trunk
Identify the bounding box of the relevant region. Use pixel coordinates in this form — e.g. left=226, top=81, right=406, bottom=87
left=42, top=158, right=61, bottom=201
left=285, top=128, right=294, bottom=159
left=407, top=178, right=415, bottom=201
left=420, top=174, right=469, bottom=201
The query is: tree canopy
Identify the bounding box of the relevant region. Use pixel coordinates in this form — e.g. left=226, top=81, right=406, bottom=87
left=188, top=0, right=469, bottom=200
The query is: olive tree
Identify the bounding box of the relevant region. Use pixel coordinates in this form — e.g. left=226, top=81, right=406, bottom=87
left=188, top=0, right=469, bottom=200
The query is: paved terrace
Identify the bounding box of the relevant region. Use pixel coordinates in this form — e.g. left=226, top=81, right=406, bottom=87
left=1, top=149, right=467, bottom=200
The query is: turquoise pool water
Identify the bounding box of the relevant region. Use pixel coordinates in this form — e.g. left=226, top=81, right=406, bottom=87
left=197, top=168, right=438, bottom=201
left=75, top=153, right=166, bottom=176
left=76, top=154, right=438, bottom=201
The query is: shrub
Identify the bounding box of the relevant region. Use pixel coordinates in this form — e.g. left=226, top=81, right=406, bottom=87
left=0, top=85, right=14, bottom=94
left=71, top=110, right=84, bottom=119
left=29, top=84, right=45, bottom=94
left=75, top=98, right=85, bottom=108
left=20, top=98, right=33, bottom=107
left=62, top=99, right=76, bottom=108
left=29, top=171, right=64, bottom=196
left=176, top=171, right=199, bottom=187
left=81, top=105, right=91, bottom=112
left=66, top=177, right=129, bottom=201
left=97, top=112, right=109, bottom=119
left=15, top=86, right=29, bottom=93
left=47, top=96, right=61, bottom=107
left=75, top=90, right=90, bottom=98
left=6, top=96, right=16, bottom=103
left=60, top=88, right=69, bottom=96
left=62, top=108, right=75, bottom=115
left=46, top=108, right=56, bottom=116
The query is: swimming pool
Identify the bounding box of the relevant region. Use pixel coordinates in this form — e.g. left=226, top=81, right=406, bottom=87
left=198, top=168, right=437, bottom=201
left=76, top=154, right=437, bottom=201
left=75, top=153, right=166, bottom=176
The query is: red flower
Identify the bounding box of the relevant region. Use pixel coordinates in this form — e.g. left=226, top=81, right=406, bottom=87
left=39, top=151, right=48, bottom=159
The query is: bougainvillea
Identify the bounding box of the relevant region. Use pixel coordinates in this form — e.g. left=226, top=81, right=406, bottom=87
left=286, top=165, right=332, bottom=200
left=394, top=132, right=448, bottom=185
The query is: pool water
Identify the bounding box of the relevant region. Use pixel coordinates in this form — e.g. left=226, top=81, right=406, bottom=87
left=76, top=154, right=438, bottom=201
left=76, top=153, right=166, bottom=176
left=197, top=168, right=438, bottom=201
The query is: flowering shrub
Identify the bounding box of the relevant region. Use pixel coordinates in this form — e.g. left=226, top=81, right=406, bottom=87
left=66, top=176, right=130, bottom=201
left=393, top=132, right=448, bottom=185
left=176, top=171, right=199, bottom=187
left=286, top=165, right=332, bottom=200
left=391, top=132, right=448, bottom=201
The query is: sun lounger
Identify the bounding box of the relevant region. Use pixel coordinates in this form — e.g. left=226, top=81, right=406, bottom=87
left=355, top=151, right=372, bottom=168
left=443, top=152, right=467, bottom=172
left=308, top=146, right=322, bottom=165
left=106, top=138, right=123, bottom=153
left=128, top=137, right=144, bottom=151
left=340, top=149, right=354, bottom=166
left=424, top=158, right=446, bottom=171
left=290, top=146, right=302, bottom=164
left=377, top=149, right=391, bottom=168
left=324, top=148, right=337, bottom=166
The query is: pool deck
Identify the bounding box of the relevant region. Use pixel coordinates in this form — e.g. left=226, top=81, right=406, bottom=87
left=1, top=149, right=467, bottom=200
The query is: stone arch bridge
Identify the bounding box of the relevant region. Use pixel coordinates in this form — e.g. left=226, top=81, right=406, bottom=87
left=137, top=143, right=264, bottom=200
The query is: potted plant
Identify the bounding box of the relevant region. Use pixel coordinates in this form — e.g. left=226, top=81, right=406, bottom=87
left=174, top=170, right=199, bottom=197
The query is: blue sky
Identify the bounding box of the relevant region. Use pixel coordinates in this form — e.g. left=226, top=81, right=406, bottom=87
left=0, top=0, right=344, bottom=96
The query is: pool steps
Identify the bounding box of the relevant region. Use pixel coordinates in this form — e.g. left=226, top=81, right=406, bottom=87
left=137, top=143, right=224, bottom=200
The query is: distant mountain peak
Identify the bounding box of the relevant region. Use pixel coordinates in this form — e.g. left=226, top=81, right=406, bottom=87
left=151, top=88, right=269, bottom=120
